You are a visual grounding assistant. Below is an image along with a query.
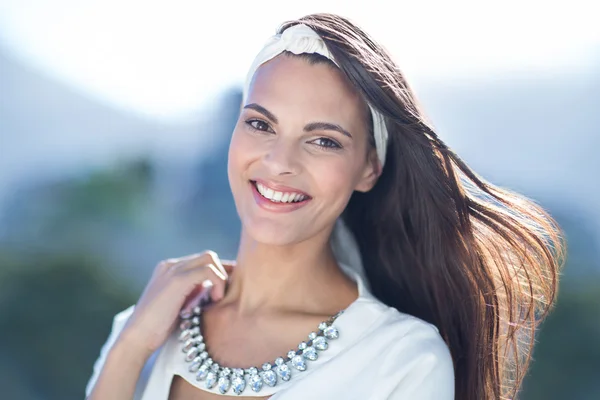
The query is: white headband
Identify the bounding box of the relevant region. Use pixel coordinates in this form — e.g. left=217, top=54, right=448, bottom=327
left=242, top=23, right=389, bottom=167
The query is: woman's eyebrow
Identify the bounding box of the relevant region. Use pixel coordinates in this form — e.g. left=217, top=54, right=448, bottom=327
left=243, top=103, right=352, bottom=139
left=243, top=103, right=278, bottom=123
left=305, top=122, right=352, bottom=139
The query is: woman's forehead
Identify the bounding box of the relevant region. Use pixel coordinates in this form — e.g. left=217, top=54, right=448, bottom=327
left=246, top=55, right=368, bottom=124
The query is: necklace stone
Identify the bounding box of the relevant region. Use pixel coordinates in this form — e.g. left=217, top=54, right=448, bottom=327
left=178, top=302, right=342, bottom=395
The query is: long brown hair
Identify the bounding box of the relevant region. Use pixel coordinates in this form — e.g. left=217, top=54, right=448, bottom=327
left=279, top=14, right=565, bottom=399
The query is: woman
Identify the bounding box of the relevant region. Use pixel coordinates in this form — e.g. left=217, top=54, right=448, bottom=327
left=85, top=13, right=564, bottom=400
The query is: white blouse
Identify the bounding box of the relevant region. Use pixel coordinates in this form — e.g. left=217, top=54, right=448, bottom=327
left=85, top=268, right=455, bottom=399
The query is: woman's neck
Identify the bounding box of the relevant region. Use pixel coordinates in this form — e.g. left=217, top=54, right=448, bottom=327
left=218, top=227, right=358, bottom=317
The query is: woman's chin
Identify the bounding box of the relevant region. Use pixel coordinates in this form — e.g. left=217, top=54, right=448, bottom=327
left=242, top=220, right=307, bottom=247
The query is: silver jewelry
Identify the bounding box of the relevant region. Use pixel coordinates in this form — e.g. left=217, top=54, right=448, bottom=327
left=178, top=302, right=342, bottom=395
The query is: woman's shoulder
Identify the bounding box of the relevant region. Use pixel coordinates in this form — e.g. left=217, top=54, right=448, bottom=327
left=358, top=298, right=455, bottom=398
left=363, top=296, right=451, bottom=358
left=380, top=303, right=444, bottom=342
left=358, top=294, right=443, bottom=341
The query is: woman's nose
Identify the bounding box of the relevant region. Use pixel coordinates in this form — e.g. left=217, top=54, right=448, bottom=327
left=262, top=138, right=301, bottom=176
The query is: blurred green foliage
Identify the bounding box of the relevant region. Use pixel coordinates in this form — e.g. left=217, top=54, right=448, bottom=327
left=0, top=158, right=598, bottom=400
left=0, top=249, right=135, bottom=399
left=5, top=158, right=155, bottom=251
left=520, top=279, right=600, bottom=400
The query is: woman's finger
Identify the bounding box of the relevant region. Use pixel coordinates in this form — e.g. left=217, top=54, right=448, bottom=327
left=172, top=251, right=227, bottom=279
left=179, top=280, right=213, bottom=317
left=170, top=251, right=229, bottom=303
left=221, top=259, right=236, bottom=275
left=164, top=252, right=205, bottom=266
left=187, top=263, right=227, bottom=302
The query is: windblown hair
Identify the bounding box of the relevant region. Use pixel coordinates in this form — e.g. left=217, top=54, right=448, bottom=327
left=279, top=14, right=565, bottom=400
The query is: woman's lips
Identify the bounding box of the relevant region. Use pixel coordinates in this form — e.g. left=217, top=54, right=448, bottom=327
left=252, top=178, right=311, bottom=198
left=250, top=181, right=311, bottom=213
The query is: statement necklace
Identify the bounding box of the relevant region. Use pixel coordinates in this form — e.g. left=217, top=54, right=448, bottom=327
left=178, top=300, right=343, bottom=396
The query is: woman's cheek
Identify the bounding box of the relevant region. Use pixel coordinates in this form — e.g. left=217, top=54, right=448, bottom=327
left=229, top=129, right=263, bottom=174
left=228, top=129, right=246, bottom=177
left=313, top=157, right=358, bottom=198
left=229, top=129, right=249, bottom=158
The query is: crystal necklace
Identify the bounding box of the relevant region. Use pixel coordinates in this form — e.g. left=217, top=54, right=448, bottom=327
left=178, top=299, right=343, bottom=396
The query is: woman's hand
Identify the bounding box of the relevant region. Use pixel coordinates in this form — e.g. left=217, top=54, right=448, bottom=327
left=118, top=250, right=234, bottom=358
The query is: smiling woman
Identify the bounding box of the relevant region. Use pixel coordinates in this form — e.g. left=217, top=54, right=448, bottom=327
left=84, top=13, right=564, bottom=400
left=229, top=52, right=378, bottom=247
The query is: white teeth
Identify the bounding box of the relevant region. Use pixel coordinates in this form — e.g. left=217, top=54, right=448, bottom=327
left=255, top=182, right=307, bottom=203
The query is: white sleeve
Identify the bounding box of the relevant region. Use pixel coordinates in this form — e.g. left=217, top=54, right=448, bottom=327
left=382, top=321, right=455, bottom=399
left=84, top=305, right=135, bottom=398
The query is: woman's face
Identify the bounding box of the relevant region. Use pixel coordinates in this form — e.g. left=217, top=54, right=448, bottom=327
left=228, top=55, right=379, bottom=246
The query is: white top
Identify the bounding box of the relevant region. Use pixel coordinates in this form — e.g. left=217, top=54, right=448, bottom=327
left=85, top=267, right=455, bottom=399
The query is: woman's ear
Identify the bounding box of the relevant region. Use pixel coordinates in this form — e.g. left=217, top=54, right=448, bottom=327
left=354, top=148, right=382, bottom=193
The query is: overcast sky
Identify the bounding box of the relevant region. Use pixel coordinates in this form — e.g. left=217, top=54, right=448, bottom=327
left=0, top=0, right=597, bottom=121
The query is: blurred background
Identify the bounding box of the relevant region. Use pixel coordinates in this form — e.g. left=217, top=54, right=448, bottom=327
left=0, top=0, right=598, bottom=399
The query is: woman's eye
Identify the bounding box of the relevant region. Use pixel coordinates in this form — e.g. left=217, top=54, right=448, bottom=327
left=311, top=137, right=342, bottom=149
left=246, top=119, right=272, bottom=132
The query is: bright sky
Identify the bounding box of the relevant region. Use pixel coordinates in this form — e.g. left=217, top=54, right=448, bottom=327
left=0, top=0, right=597, bottom=122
